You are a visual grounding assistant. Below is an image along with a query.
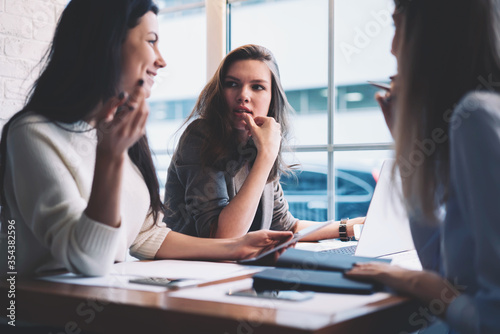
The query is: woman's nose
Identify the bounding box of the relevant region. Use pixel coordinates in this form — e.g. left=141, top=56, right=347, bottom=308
left=155, top=51, right=167, bottom=69
left=237, top=87, right=250, bottom=103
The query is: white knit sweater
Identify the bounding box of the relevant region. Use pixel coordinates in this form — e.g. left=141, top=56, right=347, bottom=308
left=0, top=113, right=170, bottom=276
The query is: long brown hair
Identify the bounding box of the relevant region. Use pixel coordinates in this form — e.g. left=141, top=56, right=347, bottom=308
left=0, top=0, right=164, bottom=224
left=182, top=44, right=294, bottom=181
left=394, top=0, right=500, bottom=221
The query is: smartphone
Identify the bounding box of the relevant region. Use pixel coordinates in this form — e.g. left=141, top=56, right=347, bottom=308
left=226, top=288, right=314, bottom=302
left=367, top=81, right=391, bottom=91
left=238, top=220, right=333, bottom=264
left=129, top=277, right=197, bottom=288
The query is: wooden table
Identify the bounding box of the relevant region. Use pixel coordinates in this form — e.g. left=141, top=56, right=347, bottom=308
left=1, top=272, right=422, bottom=334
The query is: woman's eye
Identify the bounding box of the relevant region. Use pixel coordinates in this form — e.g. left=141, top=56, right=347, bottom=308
left=149, top=40, right=157, bottom=45
left=253, top=85, right=265, bottom=90
left=224, top=81, right=237, bottom=88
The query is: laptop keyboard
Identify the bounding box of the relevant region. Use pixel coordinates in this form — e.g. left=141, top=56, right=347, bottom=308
left=321, top=245, right=357, bottom=255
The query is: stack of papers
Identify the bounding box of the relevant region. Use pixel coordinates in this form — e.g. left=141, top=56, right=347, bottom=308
left=40, top=260, right=268, bottom=292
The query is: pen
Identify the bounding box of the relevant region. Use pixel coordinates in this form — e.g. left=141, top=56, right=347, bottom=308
left=367, top=81, right=391, bottom=91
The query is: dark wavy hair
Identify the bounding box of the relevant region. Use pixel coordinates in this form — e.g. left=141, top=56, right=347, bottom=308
left=0, top=0, right=164, bottom=223
left=183, top=44, right=294, bottom=182
left=393, top=0, right=500, bottom=221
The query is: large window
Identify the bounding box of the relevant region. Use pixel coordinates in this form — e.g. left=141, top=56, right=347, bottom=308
left=148, top=1, right=206, bottom=189
left=149, top=0, right=396, bottom=219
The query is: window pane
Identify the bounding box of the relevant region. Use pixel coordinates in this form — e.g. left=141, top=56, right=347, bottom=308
left=334, top=150, right=393, bottom=219
left=229, top=0, right=329, bottom=146
left=333, top=0, right=396, bottom=144
left=148, top=8, right=206, bottom=194
left=281, top=152, right=329, bottom=221
left=156, top=0, right=204, bottom=11
left=281, top=150, right=393, bottom=221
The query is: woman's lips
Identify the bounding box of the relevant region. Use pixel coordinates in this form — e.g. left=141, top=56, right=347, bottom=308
left=146, top=71, right=156, bottom=85
left=146, top=75, right=155, bottom=86
left=233, top=106, right=252, bottom=115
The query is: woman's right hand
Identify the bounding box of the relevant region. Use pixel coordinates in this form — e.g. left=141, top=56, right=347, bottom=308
left=242, top=113, right=282, bottom=162
left=95, top=80, right=149, bottom=159
left=234, top=229, right=294, bottom=262
left=375, top=75, right=397, bottom=136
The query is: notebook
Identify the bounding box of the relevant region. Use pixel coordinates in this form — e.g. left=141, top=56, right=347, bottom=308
left=252, top=268, right=382, bottom=294
left=275, top=248, right=390, bottom=272
left=325, top=159, right=415, bottom=258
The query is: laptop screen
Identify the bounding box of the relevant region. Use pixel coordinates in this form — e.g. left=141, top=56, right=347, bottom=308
left=354, top=159, right=415, bottom=257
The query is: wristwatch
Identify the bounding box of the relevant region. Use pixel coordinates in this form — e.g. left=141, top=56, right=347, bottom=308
left=339, top=218, right=350, bottom=242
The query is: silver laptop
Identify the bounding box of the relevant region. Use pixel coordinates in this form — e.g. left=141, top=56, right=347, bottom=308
left=324, top=159, right=415, bottom=258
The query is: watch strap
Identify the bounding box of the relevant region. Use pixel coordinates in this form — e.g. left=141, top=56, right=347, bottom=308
left=339, top=218, right=350, bottom=242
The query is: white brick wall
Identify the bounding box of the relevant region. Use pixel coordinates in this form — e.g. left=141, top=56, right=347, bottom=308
left=0, top=0, right=64, bottom=129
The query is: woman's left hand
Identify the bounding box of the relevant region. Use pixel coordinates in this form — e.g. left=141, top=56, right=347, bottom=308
left=235, top=230, right=294, bottom=262
left=345, top=262, right=461, bottom=308
left=345, top=262, right=415, bottom=294
left=347, top=217, right=365, bottom=238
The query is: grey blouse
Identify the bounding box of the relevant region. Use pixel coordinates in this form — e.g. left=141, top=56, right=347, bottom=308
left=163, top=119, right=298, bottom=237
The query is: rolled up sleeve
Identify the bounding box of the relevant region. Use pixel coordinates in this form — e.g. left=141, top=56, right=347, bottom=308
left=270, top=180, right=298, bottom=231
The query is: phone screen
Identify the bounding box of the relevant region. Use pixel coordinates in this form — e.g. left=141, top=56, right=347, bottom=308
left=238, top=220, right=333, bottom=264
left=226, top=288, right=314, bottom=302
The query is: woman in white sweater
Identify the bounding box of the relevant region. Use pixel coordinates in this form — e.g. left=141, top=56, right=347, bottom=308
left=0, top=0, right=292, bottom=277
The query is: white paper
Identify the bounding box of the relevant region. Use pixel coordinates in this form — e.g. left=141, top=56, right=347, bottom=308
left=41, top=272, right=168, bottom=292
left=112, top=259, right=266, bottom=279
left=296, top=240, right=358, bottom=252
left=380, top=249, right=423, bottom=271
left=40, top=260, right=268, bottom=293
left=169, top=278, right=391, bottom=314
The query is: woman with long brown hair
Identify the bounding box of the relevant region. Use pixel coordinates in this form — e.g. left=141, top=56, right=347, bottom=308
left=346, top=0, right=500, bottom=332
left=164, top=44, right=363, bottom=240
left=0, top=0, right=293, bottom=277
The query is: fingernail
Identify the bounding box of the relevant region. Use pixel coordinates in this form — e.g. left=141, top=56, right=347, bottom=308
left=138, top=79, right=144, bottom=86
left=118, top=92, right=125, bottom=99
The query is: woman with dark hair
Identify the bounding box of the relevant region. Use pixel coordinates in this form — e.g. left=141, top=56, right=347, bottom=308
left=0, top=0, right=293, bottom=277
left=346, top=0, right=500, bottom=332
left=164, top=44, right=363, bottom=240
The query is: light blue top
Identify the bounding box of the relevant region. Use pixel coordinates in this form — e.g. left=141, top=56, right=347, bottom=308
left=410, top=91, right=500, bottom=333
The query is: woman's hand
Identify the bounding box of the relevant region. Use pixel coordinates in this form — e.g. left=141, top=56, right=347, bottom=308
left=215, top=114, right=282, bottom=238
left=375, top=75, right=397, bottom=137
left=345, top=262, right=460, bottom=310
left=85, top=79, right=149, bottom=227
left=347, top=217, right=365, bottom=238
left=242, top=113, right=282, bottom=162
left=346, top=262, right=416, bottom=294
left=234, top=229, right=294, bottom=262
left=95, top=80, right=149, bottom=159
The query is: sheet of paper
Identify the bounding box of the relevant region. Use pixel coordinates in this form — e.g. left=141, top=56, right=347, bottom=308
left=112, top=259, right=266, bottom=280
left=380, top=249, right=422, bottom=271
left=296, top=240, right=358, bottom=252
left=169, top=278, right=391, bottom=314
left=40, top=260, right=268, bottom=292
left=41, top=272, right=169, bottom=292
